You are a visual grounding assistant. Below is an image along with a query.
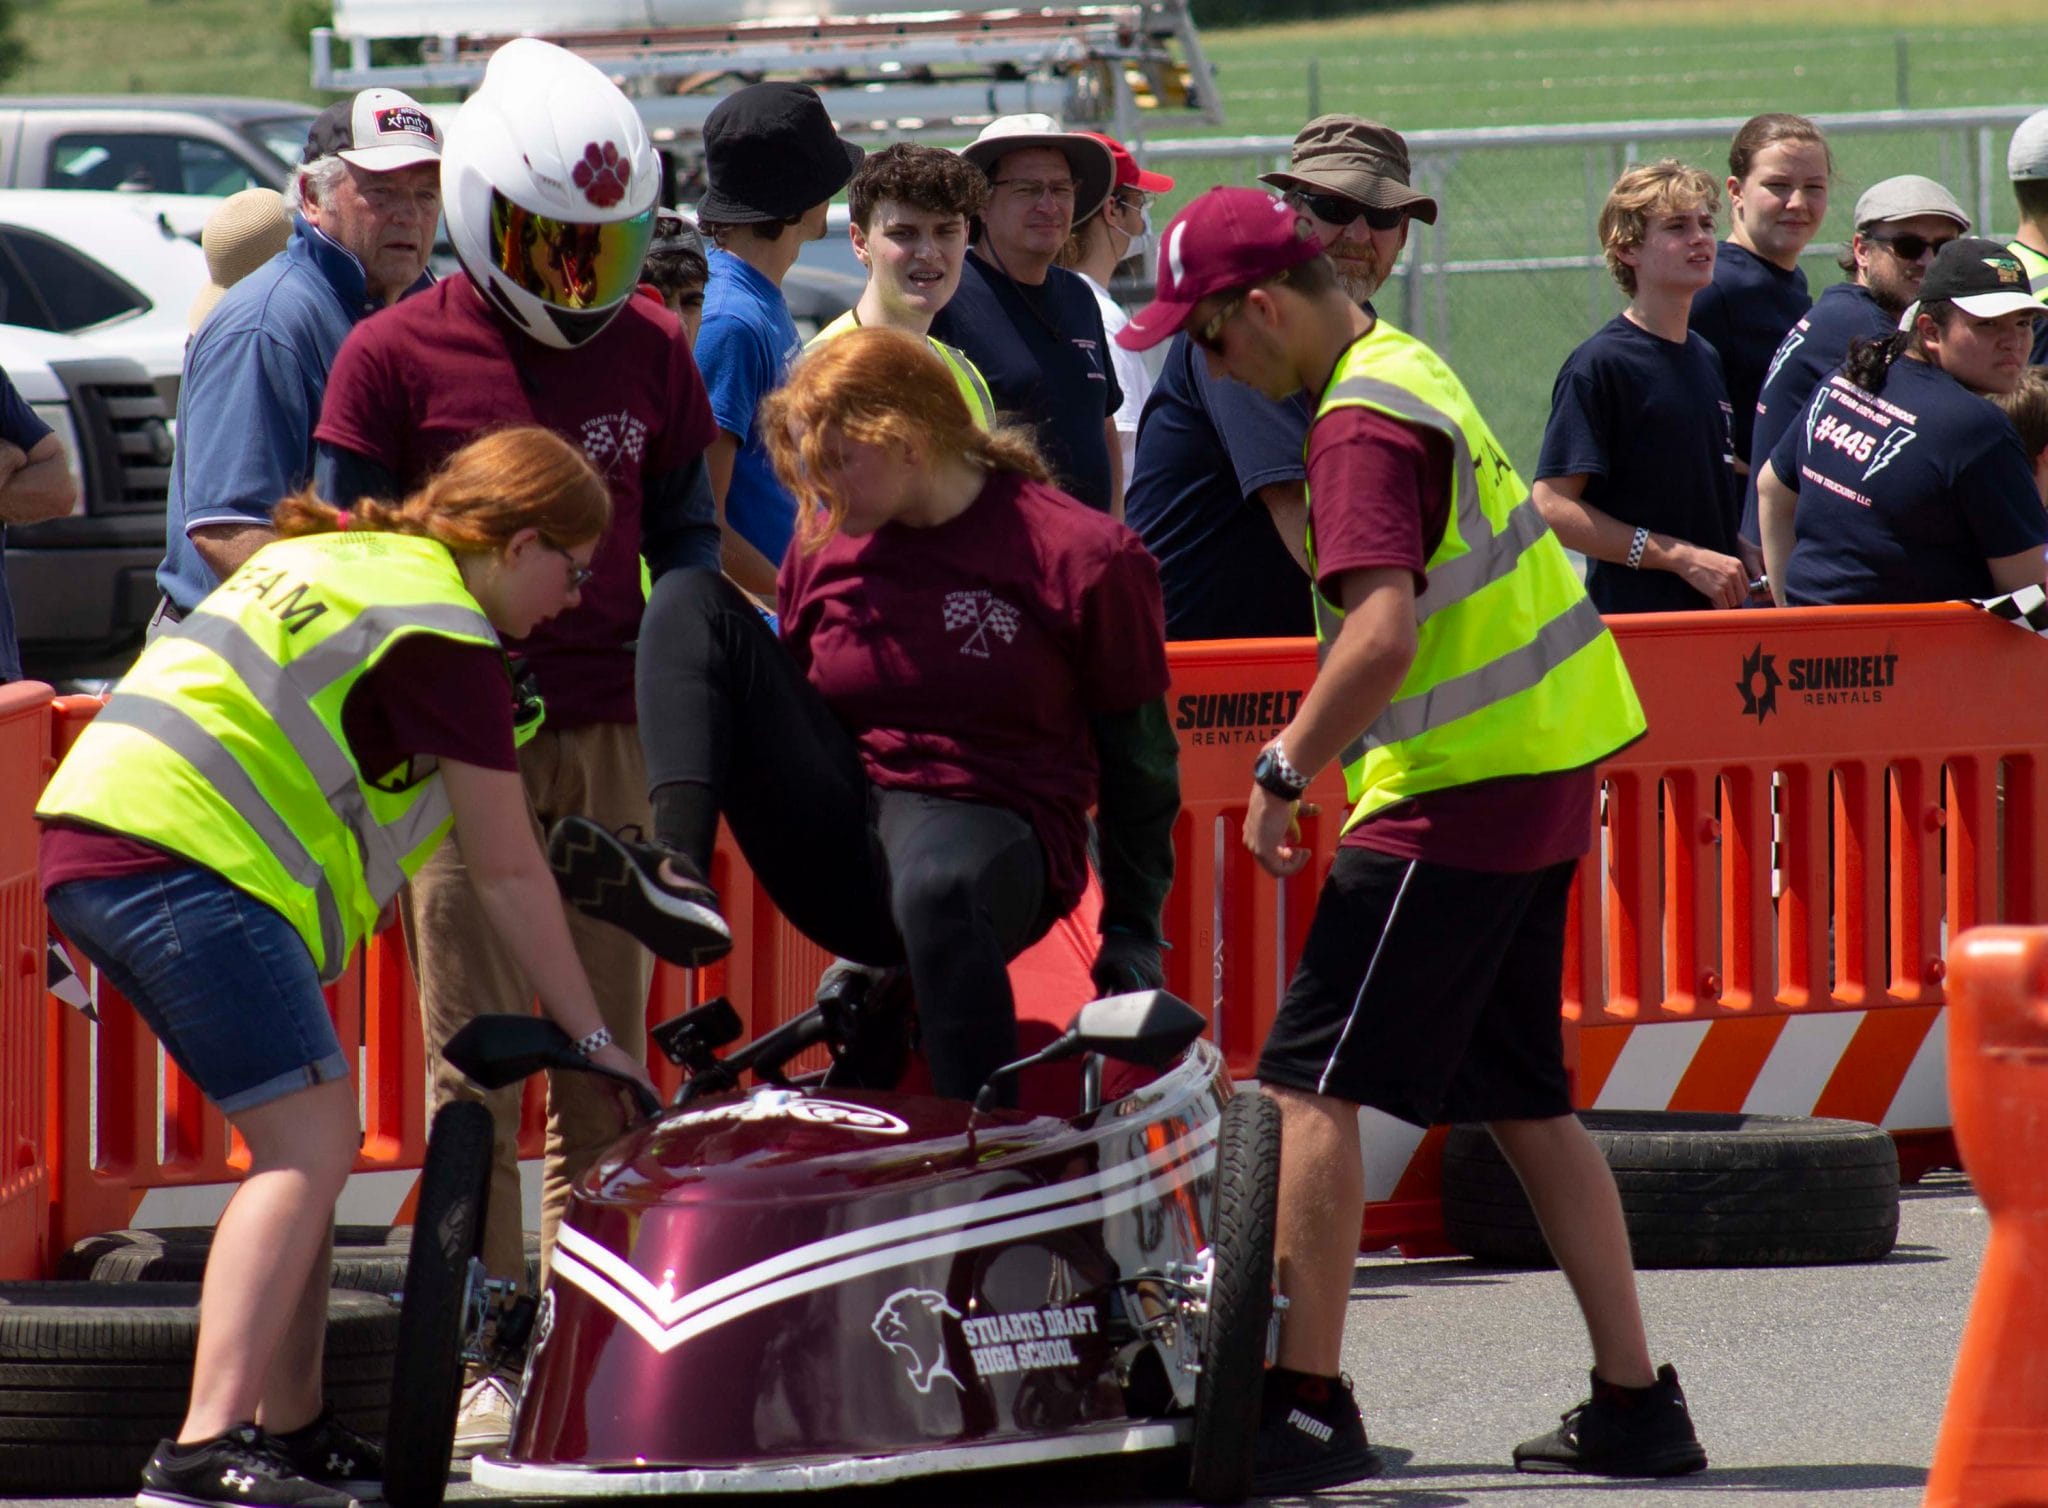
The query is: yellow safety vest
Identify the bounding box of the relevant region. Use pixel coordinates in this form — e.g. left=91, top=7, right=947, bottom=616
left=2007, top=239, right=2048, bottom=300
left=39, top=533, right=527, bottom=981
left=1306, top=319, right=1647, bottom=832
left=808, top=310, right=998, bottom=430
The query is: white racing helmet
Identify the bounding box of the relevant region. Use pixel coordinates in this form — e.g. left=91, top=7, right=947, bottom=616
left=442, top=38, right=660, bottom=349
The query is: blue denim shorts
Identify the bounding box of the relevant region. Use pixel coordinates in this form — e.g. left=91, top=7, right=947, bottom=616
left=47, top=866, right=351, bottom=1114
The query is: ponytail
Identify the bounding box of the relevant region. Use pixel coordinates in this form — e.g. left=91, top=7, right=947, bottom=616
left=272, top=428, right=611, bottom=553
left=1844, top=298, right=1958, bottom=395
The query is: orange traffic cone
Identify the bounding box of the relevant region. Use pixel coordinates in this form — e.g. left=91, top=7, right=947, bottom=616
left=1924, top=926, right=2048, bottom=1508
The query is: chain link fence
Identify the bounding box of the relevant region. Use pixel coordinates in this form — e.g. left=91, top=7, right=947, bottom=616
left=1134, top=104, right=2044, bottom=472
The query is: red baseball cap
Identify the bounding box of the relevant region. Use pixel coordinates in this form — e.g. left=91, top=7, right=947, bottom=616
left=1075, top=131, right=1175, bottom=196
left=1117, top=187, right=1323, bottom=352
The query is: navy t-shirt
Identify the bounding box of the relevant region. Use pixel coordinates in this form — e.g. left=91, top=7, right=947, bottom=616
left=1689, top=241, right=1810, bottom=463
left=1766, top=360, right=2048, bottom=605
left=930, top=254, right=1121, bottom=513
left=1123, top=331, right=1314, bottom=640
left=1743, top=280, right=1895, bottom=541
left=1535, top=314, right=1738, bottom=614
left=0, top=366, right=55, bottom=682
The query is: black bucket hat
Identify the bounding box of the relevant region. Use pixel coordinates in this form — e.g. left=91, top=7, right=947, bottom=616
left=696, top=83, right=864, bottom=223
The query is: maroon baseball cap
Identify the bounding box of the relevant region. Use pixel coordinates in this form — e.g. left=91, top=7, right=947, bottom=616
left=1117, top=186, right=1323, bottom=352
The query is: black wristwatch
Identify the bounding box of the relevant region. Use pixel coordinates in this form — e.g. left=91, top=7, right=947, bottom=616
left=1252, top=740, right=1310, bottom=801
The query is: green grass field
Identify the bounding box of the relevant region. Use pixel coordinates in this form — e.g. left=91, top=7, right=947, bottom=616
left=8, top=0, right=2048, bottom=466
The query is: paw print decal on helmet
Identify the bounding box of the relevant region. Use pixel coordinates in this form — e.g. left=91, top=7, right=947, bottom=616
left=573, top=141, right=629, bottom=208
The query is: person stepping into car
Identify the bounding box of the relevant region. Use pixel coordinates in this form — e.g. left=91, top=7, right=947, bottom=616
left=554, top=328, right=1180, bottom=1104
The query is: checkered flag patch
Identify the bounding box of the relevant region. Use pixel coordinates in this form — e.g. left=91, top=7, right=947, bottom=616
left=1976, top=585, right=2048, bottom=636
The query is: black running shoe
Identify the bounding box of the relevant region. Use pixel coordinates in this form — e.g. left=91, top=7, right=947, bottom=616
left=1513, top=1363, right=1708, bottom=1477
left=136, top=1424, right=358, bottom=1508
left=270, top=1408, right=383, bottom=1500
left=548, top=817, right=733, bottom=966
left=1251, top=1369, right=1384, bottom=1496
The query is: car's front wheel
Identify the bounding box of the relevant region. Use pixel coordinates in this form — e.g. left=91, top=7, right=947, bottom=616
left=1189, top=1090, right=1280, bottom=1505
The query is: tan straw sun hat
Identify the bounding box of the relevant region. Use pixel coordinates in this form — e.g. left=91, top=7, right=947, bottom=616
left=187, top=188, right=292, bottom=332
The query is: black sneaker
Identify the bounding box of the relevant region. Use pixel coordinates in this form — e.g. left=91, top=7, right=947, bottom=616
left=1251, top=1369, right=1384, bottom=1496
left=548, top=817, right=732, bottom=967
left=270, top=1408, right=383, bottom=1500
left=1513, top=1363, right=1708, bottom=1477
left=136, top=1424, right=357, bottom=1508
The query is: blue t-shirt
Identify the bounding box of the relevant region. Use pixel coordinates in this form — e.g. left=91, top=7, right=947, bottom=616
left=0, top=366, right=56, bottom=682
left=930, top=254, right=1122, bottom=513
left=158, top=216, right=427, bottom=616
left=1766, top=359, right=2048, bottom=605
left=1124, top=330, right=1313, bottom=640
left=1743, top=280, right=1895, bottom=542
left=1689, top=241, right=1810, bottom=463
left=696, top=248, right=802, bottom=566
left=1536, top=313, right=1738, bottom=614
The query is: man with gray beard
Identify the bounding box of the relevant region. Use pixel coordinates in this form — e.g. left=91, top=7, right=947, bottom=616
left=1123, top=116, right=1437, bottom=640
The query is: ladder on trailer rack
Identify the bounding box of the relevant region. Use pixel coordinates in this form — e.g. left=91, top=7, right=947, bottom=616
left=309, top=2, right=1223, bottom=142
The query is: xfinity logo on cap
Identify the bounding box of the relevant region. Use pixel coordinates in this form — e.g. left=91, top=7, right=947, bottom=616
left=375, top=106, right=436, bottom=140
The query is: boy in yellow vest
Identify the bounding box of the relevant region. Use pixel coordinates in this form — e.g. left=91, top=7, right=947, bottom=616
left=1119, top=187, right=1704, bottom=1495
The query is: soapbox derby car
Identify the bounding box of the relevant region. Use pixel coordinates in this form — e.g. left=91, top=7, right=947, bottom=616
left=382, top=986, right=1281, bottom=1507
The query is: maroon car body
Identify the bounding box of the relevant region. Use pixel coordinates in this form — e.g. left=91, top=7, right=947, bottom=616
left=473, top=1041, right=1234, bottom=1493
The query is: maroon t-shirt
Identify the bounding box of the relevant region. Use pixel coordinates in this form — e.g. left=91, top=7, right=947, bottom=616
left=314, top=275, right=718, bottom=727
left=40, top=635, right=517, bottom=888
left=778, top=471, right=1168, bottom=914
left=1309, top=402, right=1596, bottom=872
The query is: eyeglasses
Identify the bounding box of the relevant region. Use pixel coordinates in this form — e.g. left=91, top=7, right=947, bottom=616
left=1293, top=191, right=1406, bottom=232
left=1191, top=294, right=1246, bottom=354
left=991, top=178, right=1078, bottom=204
left=1112, top=190, right=1151, bottom=214
left=546, top=541, right=594, bottom=590
left=1867, top=231, right=1956, bottom=262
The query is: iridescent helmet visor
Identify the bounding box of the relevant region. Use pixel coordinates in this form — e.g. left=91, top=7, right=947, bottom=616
left=487, top=189, right=655, bottom=312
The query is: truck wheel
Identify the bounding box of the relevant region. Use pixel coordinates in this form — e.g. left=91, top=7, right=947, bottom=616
left=1188, top=1090, right=1279, bottom=1505
left=0, top=1283, right=395, bottom=1495
left=1442, top=1110, right=1901, bottom=1268
left=384, top=1100, right=494, bottom=1508
left=61, top=1223, right=541, bottom=1295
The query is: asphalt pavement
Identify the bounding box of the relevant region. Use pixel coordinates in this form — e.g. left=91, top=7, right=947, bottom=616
left=23, top=1171, right=1977, bottom=1508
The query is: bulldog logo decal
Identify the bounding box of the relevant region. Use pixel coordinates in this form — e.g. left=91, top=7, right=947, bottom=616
left=872, top=1288, right=964, bottom=1394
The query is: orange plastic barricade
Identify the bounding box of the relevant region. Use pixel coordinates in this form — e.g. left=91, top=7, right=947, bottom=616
left=22, top=602, right=2048, bottom=1270
left=1923, top=926, right=2048, bottom=1508
left=0, top=681, right=54, bottom=1281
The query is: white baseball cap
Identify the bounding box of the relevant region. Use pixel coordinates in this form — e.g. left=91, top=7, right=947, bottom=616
left=302, top=88, right=442, bottom=173
left=2009, top=109, right=2048, bottom=182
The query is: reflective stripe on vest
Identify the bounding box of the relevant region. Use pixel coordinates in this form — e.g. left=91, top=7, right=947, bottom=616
left=39, top=534, right=500, bottom=982
left=1306, top=319, right=1646, bottom=827
left=92, top=692, right=350, bottom=977
left=807, top=313, right=996, bottom=429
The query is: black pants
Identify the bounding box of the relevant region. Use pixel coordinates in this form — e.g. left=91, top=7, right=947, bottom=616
left=637, top=571, right=1059, bottom=1100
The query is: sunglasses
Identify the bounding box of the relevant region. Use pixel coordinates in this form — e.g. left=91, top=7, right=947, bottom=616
left=1293, top=191, right=1406, bottom=232
left=1191, top=294, right=1246, bottom=354
left=546, top=541, right=595, bottom=590
left=1866, top=231, right=1956, bottom=262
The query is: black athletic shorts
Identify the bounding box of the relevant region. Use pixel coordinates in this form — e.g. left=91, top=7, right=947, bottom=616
left=1255, top=848, right=1576, bottom=1126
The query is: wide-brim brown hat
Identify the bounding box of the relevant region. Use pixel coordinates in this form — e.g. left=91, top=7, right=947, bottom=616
left=1259, top=114, right=1438, bottom=225
left=960, top=114, right=1116, bottom=225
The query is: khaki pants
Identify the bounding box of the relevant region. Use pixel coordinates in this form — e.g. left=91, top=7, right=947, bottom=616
left=404, top=721, right=653, bottom=1289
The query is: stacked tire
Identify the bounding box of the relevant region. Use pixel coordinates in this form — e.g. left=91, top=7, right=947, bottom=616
left=0, top=1284, right=397, bottom=1495
left=3, top=1197, right=535, bottom=1498
left=1441, top=1110, right=1902, bottom=1268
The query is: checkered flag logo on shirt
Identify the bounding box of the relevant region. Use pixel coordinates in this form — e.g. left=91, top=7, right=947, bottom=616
left=943, top=590, right=1020, bottom=658
left=1977, top=585, right=2048, bottom=636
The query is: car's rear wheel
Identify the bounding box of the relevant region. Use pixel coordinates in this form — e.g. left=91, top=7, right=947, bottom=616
left=1188, top=1090, right=1280, bottom=1505
left=384, top=1100, right=494, bottom=1508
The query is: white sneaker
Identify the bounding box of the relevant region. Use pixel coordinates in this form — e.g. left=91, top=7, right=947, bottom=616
left=451, top=1374, right=517, bottom=1459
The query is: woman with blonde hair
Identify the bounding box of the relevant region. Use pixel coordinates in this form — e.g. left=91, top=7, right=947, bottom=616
left=555, top=328, right=1180, bottom=1104
left=38, top=426, right=658, bottom=1508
